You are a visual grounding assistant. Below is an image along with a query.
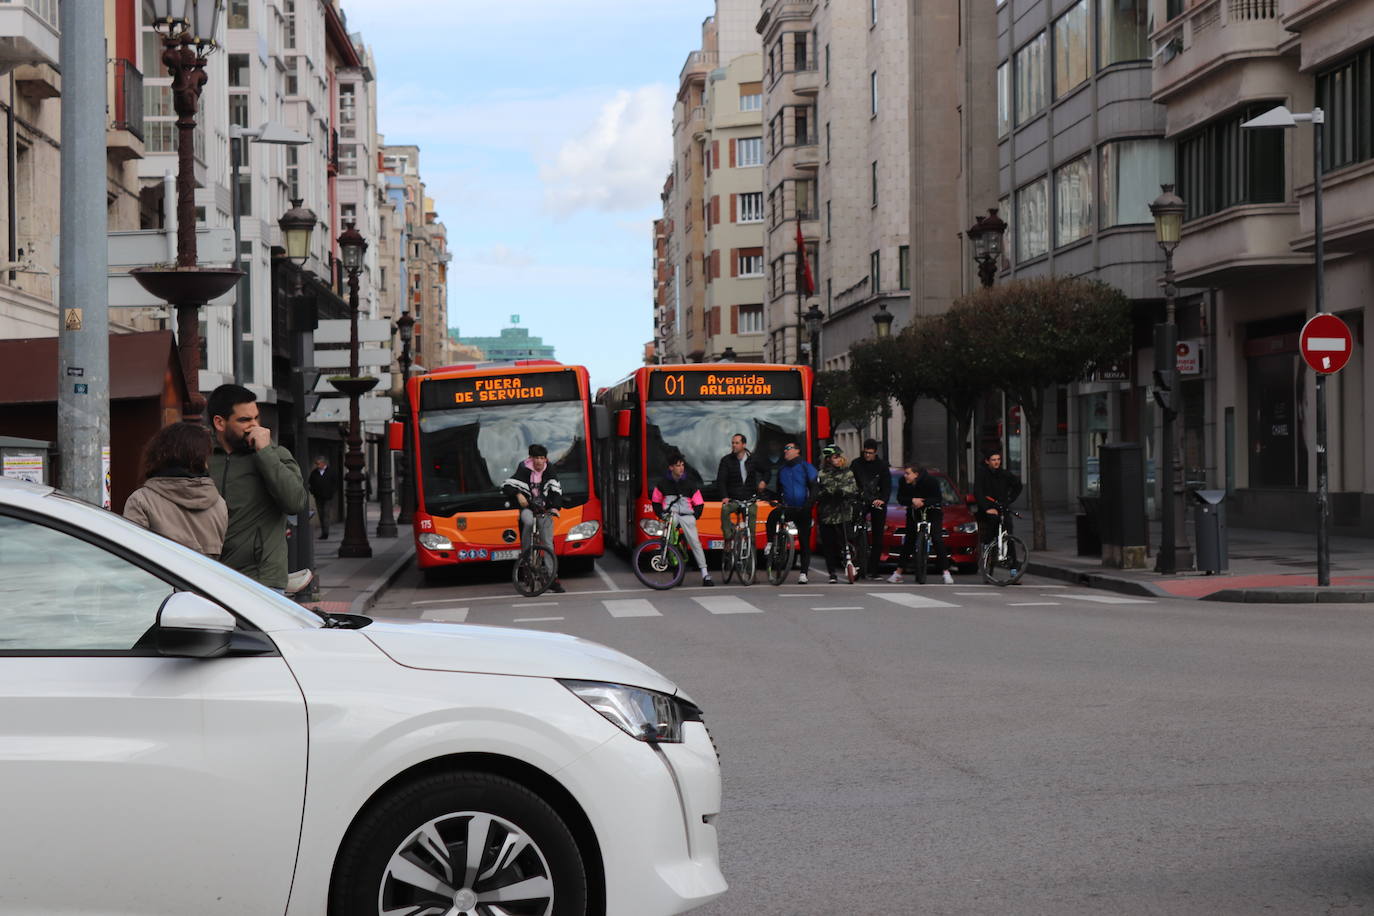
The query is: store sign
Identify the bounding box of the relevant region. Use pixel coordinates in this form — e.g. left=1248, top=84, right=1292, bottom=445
left=1094, top=362, right=1128, bottom=382
left=1176, top=340, right=1202, bottom=375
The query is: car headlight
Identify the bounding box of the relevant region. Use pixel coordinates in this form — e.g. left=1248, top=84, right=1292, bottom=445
left=639, top=518, right=664, bottom=536
left=418, top=532, right=453, bottom=550
left=566, top=521, right=600, bottom=541
left=956, top=522, right=978, bottom=534
left=559, top=679, right=702, bottom=744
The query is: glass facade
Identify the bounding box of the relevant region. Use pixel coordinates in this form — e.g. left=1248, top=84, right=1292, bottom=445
left=1054, top=0, right=1090, bottom=99
left=1016, top=176, right=1049, bottom=261
left=1054, top=155, right=1093, bottom=247
left=1100, top=139, right=1174, bottom=228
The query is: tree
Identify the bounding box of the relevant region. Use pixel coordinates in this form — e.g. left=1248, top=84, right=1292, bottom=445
left=848, top=333, right=925, bottom=462
left=957, top=276, right=1131, bottom=550
left=904, top=313, right=995, bottom=492
left=814, top=369, right=882, bottom=441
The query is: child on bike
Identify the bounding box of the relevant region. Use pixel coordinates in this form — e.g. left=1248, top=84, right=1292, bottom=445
left=502, top=443, right=565, bottom=594
left=651, top=452, right=713, bottom=587
left=816, top=446, right=860, bottom=584
left=890, top=462, right=954, bottom=585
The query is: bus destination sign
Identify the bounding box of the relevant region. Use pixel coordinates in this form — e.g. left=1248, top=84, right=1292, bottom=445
left=649, top=369, right=803, bottom=401
left=420, top=369, right=580, bottom=410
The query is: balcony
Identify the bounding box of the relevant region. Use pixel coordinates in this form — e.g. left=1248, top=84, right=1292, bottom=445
left=688, top=105, right=707, bottom=141
left=107, top=58, right=145, bottom=163
left=12, top=60, right=57, bottom=100
left=679, top=49, right=718, bottom=85
left=1173, top=202, right=1304, bottom=286
left=757, top=0, right=817, bottom=36
left=0, top=0, right=60, bottom=71
left=1152, top=0, right=1286, bottom=104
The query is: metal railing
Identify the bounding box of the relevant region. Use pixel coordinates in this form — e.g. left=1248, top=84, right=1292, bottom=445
left=679, top=49, right=719, bottom=83
left=109, top=59, right=144, bottom=142
left=1154, top=0, right=1277, bottom=67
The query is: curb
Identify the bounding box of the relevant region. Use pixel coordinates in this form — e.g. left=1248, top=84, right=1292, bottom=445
left=1027, top=559, right=1168, bottom=598
left=350, top=545, right=416, bottom=615
left=1200, top=588, right=1374, bottom=604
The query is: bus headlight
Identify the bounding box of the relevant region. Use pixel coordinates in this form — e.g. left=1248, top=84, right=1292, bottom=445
left=955, top=522, right=979, bottom=534
left=639, top=518, right=664, bottom=537
left=418, top=532, right=453, bottom=550
left=566, top=521, right=600, bottom=541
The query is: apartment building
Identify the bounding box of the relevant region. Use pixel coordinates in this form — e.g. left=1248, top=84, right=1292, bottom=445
left=666, top=30, right=713, bottom=362
left=382, top=144, right=451, bottom=372
left=1151, top=0, right=1374, bottom=534
left=650, top=209, right=672, bottom=362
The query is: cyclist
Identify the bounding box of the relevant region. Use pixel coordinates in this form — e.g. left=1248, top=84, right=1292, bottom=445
left=888, top=462, right=954, bottom=585
left=849, top=438, right=889, bottom=578
left=816, top=445, right=859, bottom=584
left=651, top=451, right=713, bottom=587
left=763, top=441, right=818, bottom=585
left=501, top=443, right=565, bottom=594
left=973, top=448, right=1023, bottom=553
left=716, top=433, right=759, bottom=550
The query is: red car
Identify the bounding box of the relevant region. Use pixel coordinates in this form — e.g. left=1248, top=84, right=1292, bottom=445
left=878, top=468, right=980, bottom=571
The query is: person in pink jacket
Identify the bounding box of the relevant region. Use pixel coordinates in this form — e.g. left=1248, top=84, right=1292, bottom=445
left=123, top=422, right=228, bottom=558
left=651, top=451, right=712, bottom=587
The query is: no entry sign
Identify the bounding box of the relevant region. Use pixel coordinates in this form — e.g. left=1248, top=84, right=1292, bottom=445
left=1299, top=313, right=1354, bottom=374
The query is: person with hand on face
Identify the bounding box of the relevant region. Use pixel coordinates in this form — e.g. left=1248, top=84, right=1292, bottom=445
left=763, top=441, right=818, bottom=584
left=652, top=451, right=713, bottom=586
left=502, top=444, right=566, bottom=594
left=207, top=384, right=308, bottom=592
left=889, top=462, right=954, bottom=585
left=848, top=438, right=889, bottom=578
left=973, top=448, right=1023, bottom=550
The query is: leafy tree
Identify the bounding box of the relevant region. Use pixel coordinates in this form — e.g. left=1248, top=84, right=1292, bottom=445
left=957, top=276, right=1131, bottom=550
left=904, top=313, right=994, bottom=492
left=814, top=369, right=882, bottom=440
left=848, top=333, right=925, bottom=462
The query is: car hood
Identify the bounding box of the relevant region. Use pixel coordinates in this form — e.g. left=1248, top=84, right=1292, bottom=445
left=362, top=617, right=680, bottom=695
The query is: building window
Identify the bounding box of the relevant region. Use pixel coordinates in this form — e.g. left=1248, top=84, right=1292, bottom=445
left=1099, top=0, right=1149, bottom=66
left=899, top=245, right=910, bottom=290
left=739, top=304, right=764, bottom=335
left=284, top=57, right=298, bottom=96
left=737, top=137, right=763, bottom=167
left=870, top=71, right=878, bottom=116
left=870, top=250, right=881, bottom=292
left=739, top=252, right=764, bottom=277
left=740, top=91, right=762, bottom=111
left=227, top=54, right=249, bottom=88
left=871, top=161, right=878, bottom=207
left=739, top=191, right=763, bottom=223
left=997, top=62, right=1011, bottom=138
left=999, top=195, right=1012, bottom=263
left=825, top=44, right=831, bottom=82
left=229, top=93, right=249, bottom=129
left=1015, top=33, right=1047, bottom=125
left=1177, top=103, right=1285, bottom=221
left=1317, top=47, right=1374, bottom=173
left=1054, top=154, right=1093, bottom=247
left=1016, top=176, right=1049, bottom=261
left=1053, top=0, right=1089, bottom=100
left=286, top=145, right=300, bottom=199
left=227, top=0, right=249, bottom=29
left=826, top=199, right=832, bottom=240
left=826, top=122, right=831, bottom=160
left=871, top=0, right=878, bottom=24
left=1100, top=139, right=1174, bottom=228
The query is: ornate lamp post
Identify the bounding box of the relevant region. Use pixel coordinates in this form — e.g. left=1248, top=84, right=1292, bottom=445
left=872, top=303, right=894, bottom=461
left=131, top=1, right=240, bottom=422
left=279, top=199, right=318, bottom=586
left=395, top=311, right=416, bottom=525
left=967, top=208, right=1008, bottom=288
left=331, top=224, right=375, bottom=558
left=1149, top=184, right=1192, bottom=574
left=804, top=303, right=824, bottom=375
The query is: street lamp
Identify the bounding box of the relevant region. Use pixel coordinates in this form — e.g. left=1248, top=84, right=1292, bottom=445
left=395, top=311, right=416, bottom=525
left=331, top=223, right=375, bottom=558
left=130, top=0, right=240, bottom=423
left=231, top=122, right=310, bottom=385
left=872, top=303, right=894, bottom=460
left=967, top=208, right=1008, bottom=288
left=278, top=199, right=317, bottom=587
left=1241, top=104, right=1331, bottom=585
left=804, top=302, right=824, bottom=375
left=1148, top=183, right=1191, bottom=574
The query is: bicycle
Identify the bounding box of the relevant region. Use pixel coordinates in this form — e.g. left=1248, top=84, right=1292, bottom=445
left=631, top=497, right=689, bottom=590
left=908, top=505, right=938, bottom=585
left=512, top=506, right=559, bottom=597
left=764, top=505, right=799, bottom=586
left=839, top=500, right=870, bottom=584
left=979, top=500, right=1027, bottom=586
left=721, top=497, right=761, bottom=586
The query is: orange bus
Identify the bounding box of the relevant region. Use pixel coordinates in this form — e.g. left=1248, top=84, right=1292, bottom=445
left=399, top=361, right=604, bottom=575
left=594, top=363, right=829, bottom=553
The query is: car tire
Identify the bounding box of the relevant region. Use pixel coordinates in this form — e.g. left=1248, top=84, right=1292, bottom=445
left=329, top=771, right=588, bottom=916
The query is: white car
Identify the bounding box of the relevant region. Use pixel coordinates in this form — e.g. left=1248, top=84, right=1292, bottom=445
left=0, top=478, right=726, bottom=915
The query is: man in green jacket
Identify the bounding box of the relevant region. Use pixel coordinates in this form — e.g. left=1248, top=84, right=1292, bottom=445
left=207, top=384, right=308, bottom=591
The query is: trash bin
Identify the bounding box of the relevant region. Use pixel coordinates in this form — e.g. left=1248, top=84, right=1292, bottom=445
left=1192, top=489, right=1228, bottom=573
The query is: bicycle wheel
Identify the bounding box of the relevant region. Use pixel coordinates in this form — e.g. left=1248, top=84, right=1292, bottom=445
left=739, top=534, right=757, bottom=586
left=767, top=530, right=794, bottom=586
left=721, top=530, right=737, bottom=585
left=914, top=532, right=929, bottom=585
left=851, top=529, right=870, bottom=581
left=843, top=545, right=858, bottom=584
left=631, top=538, right=686, bottom=590
left=513, top=545, right=557, bottom=597
left=982, top=535, right=1027, bottom=586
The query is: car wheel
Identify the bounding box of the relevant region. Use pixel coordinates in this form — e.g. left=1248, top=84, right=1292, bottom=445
left=330, top=771, right=587, bottom=916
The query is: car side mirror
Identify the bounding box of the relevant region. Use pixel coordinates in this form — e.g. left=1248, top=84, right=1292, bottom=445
left=157, top=592, right=236, bottom=658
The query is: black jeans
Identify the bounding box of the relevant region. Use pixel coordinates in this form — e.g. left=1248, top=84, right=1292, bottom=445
left=766, top=506, right=813, bottom=572
left=900, top=508, right=948, bottom=573
left=819, top=522, right=847, bottom=575
left=862, top=505, right=886, bottom=576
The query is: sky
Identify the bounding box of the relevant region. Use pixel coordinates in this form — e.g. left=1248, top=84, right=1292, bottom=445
left=343, top=0, right=716, bottom=389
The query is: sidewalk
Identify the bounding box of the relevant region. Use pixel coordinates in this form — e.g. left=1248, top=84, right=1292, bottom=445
left=1028, top=509, right=1374, bottom=603
left=299, top=504, right=414, bottom=615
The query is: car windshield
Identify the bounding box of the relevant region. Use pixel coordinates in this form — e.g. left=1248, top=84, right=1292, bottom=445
left=418, top=401, right=588, bottom=515
left=889, top=471, right=960, bottom=505
left=645, top=399, right=807, bottom=499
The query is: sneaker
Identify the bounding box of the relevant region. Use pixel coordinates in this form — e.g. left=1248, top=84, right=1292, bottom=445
left=828, top=574, right=838, bottom=584
left=797, top=573, right=809, bottom=585
left=285, top=568, right=314, bottom=595
left=941, top=570, right=954, bottom=585
left=549, top=580, right=566, bottom=594
left=702, top=575, right=714, bottom=587
left=1008, top=569, right=1019, bottom=580
left=886, top=571, right=903, bottom=584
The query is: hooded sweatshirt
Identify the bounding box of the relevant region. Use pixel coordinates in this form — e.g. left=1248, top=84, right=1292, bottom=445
left=123, top=470, right=229, bottom=558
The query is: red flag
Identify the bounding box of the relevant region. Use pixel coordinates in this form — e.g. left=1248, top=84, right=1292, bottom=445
left=795, top=220, right=815, bottom=297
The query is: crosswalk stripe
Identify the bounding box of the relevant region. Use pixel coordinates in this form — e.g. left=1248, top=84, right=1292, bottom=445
left=869, top=592, right=960, bottom=609
left=693, top=596, right=763, bottom=615
left=603, top=599, right=661, bottom=618
left=1046, top=593, right=1153, bottom=604
left=1009, top=602, right=1061, bottom=607
left=420, top=607, right=469, bottom=622
left=812, top=606, right=863, bottom=611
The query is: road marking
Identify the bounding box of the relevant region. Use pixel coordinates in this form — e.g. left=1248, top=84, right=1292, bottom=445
left=413, top=597, right=465, bottom=606
left=1008, top=602, right=1061, bottom=607
left=603, top=599, right=661, bottom=618
left=420, top=607, right=469, bottom=622
left=694, top=596, right=763, bottom=615
left=513, top=616, right=565, bottom=622
left=870, top=592, right=959, bottom=608
left=812, top=606, right=863, bottom=611
left=1046, top=593, right=1153, bottom=604
left=594, top=561, right=621, bottom=592
left=512, top=601, right=559, bottom=607
left=780, top=592, right=823, bottom=597
left=955, top=591, right=992, bottom=596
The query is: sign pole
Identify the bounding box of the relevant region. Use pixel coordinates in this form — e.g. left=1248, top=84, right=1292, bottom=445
left=1316, top=372, right=1328, bottom=586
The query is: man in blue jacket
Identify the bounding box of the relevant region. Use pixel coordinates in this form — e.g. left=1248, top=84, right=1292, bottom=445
left=763, top=441, right=818, bottom=583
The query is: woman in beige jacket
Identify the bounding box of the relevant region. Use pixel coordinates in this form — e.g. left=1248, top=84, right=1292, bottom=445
left=123, top=422, right=228, bottom=558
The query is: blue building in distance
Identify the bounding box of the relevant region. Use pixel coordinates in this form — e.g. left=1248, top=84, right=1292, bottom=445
left=449, top=315, right=556, bottom=362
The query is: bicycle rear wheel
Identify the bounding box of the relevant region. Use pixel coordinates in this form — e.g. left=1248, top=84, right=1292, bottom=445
left=981, top=535, right=1026, bottom=586
left=739, top=534, right=757, bottom=585
left=513, top=545, right=557, bottom=597
left=631, top=538, right=686, bottom=590
left=914, top=532, right=929, bottom=584
left=721, top=531, right=737, bottom=585
left=767, top=530, right=794, bottom=586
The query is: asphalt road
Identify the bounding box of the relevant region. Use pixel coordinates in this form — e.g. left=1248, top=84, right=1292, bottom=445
left=373, top=552, right=1374, bottom=915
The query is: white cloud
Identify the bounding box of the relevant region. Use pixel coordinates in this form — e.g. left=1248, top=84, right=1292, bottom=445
left=456, top=244, right=536, bottom=268
left=539, top=85, right=674, bottom=217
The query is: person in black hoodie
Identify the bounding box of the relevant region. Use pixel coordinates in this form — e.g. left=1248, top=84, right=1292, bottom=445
left=652, top=452, right=713, bottom=586
left=889, top=462, right=953, bottom=584
left=848, top=438, right=889, bottom=578
left=716, top=433, right=760, bottom=548
left=501, top=444, right=566, bottom=593
left=972, top=448, right=1023, bottom=549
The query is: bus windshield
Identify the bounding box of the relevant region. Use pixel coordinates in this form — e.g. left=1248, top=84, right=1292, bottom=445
left=418, top=401, right=589, bottom=515
left=645, top=399, right=807, bottom=500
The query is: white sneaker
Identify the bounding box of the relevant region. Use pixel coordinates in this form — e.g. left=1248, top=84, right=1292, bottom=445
left=797, top=573, right=809, bottom=584
left=886, top=571, right=903, bottom=584
left=941, top=570, right=954, bottom=585
left=285, top=568, right=314, bottom=595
